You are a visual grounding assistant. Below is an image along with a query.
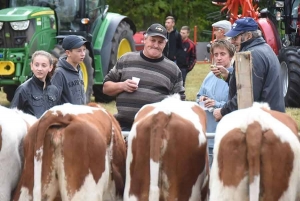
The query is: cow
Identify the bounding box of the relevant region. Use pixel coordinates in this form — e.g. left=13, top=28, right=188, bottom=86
left=0, top=106, right=37, bottom=201
left=13, top=103, right=127, bottom=201
left=210, top=102, right=300, bottom=201
left=124, top=94, right=209, bottom=201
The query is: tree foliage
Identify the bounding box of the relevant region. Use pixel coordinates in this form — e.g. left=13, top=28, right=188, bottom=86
left=106, top=0, right=223, bottom=41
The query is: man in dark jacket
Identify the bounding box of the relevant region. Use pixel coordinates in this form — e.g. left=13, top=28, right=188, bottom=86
left=212, top=17, right=285, bottom=121
left=51, top=35, right=89, bottom=105
left=180, top=26, right=197, bottom=86
left=163, top=16, right=184, bottom=64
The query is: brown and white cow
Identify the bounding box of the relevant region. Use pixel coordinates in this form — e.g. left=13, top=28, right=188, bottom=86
left=13, top=103, right=127, bottom=201
left=124, top=95, right=209, bottom=201
left=210, top=102, right=300, bottom=201
left=0, top=106, right=37, bottom=201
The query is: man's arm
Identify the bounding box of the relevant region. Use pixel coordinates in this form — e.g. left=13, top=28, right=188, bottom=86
left=172, top=69, right=186, bottom=100
left=220, top=94, right=238, bottom=116
left=103, top=80, right=138, bottom=96
left=188, top=42, right=197, bottom=71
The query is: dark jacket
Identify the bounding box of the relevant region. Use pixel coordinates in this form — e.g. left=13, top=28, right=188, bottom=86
left=181, top=38, right=197, bottom=71
left=221, top=36, right=285, bottom=116
left=10, top=76, right=60, bottom=118
left=163, top=29, right=184, bottom=64
left=51, top=57, right=86, bottom=105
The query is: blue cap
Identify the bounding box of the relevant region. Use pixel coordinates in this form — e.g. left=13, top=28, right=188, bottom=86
left=62, top=35, right=89, bottom=50
left=225, top=17, right=258, bottom=38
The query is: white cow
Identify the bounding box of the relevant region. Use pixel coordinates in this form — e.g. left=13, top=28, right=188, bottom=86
left=210, top=103, right=300, bottom=201
left=0, top=106, right=37, bottom=201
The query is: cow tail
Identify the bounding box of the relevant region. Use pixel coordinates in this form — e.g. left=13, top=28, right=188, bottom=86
left=245, top=122, right=263, bottom=201
left=149, top=112, right=170, bottom=201
left=33, top=113, right=72, bottom=197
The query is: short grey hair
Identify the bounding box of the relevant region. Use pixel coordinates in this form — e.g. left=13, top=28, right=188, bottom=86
left=248, top=30, right=262, bottom=38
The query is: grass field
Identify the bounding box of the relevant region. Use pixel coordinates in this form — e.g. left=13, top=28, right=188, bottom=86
left=1, top=63, right=299, bottom=130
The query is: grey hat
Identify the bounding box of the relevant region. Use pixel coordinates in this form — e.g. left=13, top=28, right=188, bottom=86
left=62, top=35, right=89, bottom=50
left=212, top=20, right=232, bottom=32
left=146, top=23, right=167, bottom=39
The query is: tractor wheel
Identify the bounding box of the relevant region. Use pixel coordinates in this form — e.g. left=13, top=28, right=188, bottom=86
left=3, top=85, right=18, bottom=102
left=51, top=45, right=94, bottom=103
left=93, top=21, right=135, bottom=103
left=278, top=46, right=300, bottom=107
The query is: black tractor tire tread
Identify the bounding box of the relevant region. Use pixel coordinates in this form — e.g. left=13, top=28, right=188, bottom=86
left=94, top=20, right=135, bottom=103
left=278, top=46, right=300, bottom=107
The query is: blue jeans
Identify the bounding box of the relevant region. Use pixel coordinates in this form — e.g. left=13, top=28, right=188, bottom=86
left=180, top=68, right=188, bottom=87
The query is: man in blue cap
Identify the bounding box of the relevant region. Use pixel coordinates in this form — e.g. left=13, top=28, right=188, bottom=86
left=212, top=17, right=285, bottom=121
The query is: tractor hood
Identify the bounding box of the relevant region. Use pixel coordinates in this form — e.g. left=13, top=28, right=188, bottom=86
left=0, top=6, right=54, bottom=21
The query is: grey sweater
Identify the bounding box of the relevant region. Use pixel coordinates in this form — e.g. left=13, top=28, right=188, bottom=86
left=104, top=51, right=185, bottom=127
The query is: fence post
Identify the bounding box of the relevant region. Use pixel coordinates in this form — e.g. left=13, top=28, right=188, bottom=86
left=235, top=51, right=253, bottom=109
left=194, top=25, right=197, bottom=43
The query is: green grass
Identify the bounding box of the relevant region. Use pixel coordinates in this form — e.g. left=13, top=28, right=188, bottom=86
left=1, top=63, right=299, bottom=130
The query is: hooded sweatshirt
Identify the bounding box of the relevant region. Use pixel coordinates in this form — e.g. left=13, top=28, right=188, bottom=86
left=51, top=57, right=86, bottom=105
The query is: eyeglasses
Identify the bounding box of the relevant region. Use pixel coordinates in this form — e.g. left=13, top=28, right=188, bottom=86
left=231, top=32, right=245, bottom=41
left=213, top=28, right=224, bottom=32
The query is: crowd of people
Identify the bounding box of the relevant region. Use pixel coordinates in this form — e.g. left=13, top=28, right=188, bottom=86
left=10, top=17, right=285, bottom=150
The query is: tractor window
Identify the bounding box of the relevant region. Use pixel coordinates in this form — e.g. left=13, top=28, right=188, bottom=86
left=10, top=0, right=55, bottom=7
left=54, top=0, right=80, bottom=30
left=87, top=0, right=100, bottom=21
left=291, top=0, right=299, bottom=29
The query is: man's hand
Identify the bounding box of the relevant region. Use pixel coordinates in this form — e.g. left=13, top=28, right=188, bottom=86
left=213, top=108, right=223, bottom=122
left=123, top=79, right=138, bottom=93
left=211, top=65, right=229, bottom=80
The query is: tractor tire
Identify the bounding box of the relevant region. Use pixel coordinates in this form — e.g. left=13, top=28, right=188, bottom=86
left=93, top=21, right=135, bottom=103
left=278, top=46, right=300, bottom=107
left=51, top=45, right=94, bottom=103
left=3, top=85, right=18, bottom=102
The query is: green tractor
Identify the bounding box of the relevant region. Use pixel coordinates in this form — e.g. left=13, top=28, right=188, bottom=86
left=0, top=0, right=136, bottom=103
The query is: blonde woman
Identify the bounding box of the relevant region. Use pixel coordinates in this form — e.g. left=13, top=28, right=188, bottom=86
left=11, top=50, right=60, bottom=118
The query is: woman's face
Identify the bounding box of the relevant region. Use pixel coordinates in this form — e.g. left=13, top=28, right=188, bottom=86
left=212, top=46, right=232, bottom=68
left=30, top=55, right=53, bottom=82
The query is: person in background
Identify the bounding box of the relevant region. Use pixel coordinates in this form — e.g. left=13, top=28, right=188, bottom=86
left=51, top=35, right=88, bottom=105
left=103, top=23, right=185, bottom=131
left=163, top=16, right=184, bottom=63
left=207, top=20, right=232, bottom=64
left=196, top=40, right=235, bottom=166
left=179, top=26, right=197, bottom=86
left=212, top=17, right=285, bottom=122
left=212, top=20, right=232, bottom=41
left=11, top=50, right=60, bottom=118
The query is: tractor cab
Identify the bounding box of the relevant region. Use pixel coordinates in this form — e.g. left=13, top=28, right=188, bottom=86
left=9, top=0, right=105, bottom=38
left=273, top=0, right=300, bottom=46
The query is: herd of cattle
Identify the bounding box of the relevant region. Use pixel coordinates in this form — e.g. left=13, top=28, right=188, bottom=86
left=1, top=94, right=299, bottom=201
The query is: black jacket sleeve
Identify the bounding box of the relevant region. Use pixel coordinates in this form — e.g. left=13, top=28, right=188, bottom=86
left=10, top=86, right=26, bottom=111
left=220, top=68, right=238, bottom=116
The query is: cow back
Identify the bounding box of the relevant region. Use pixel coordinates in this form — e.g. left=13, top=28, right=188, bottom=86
left=13, top=103, right=126, bottom=201
left=124, top=95, right=209, bottom=201
left=210, top=103, right=300, bottom=201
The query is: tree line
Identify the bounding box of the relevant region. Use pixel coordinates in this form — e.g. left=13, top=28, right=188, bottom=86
left=106, top=0, right=224, bottom=42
